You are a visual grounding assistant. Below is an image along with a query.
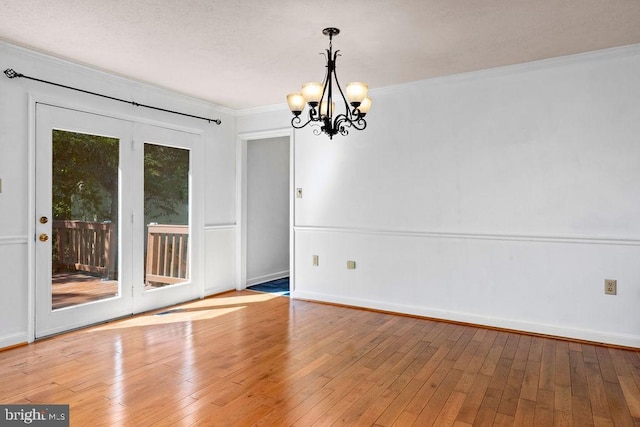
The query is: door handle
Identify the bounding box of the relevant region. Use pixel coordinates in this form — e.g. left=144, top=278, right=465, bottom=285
left=39, top=233, right=49, bottom=242
left=39, top=216, right=49, bottom=224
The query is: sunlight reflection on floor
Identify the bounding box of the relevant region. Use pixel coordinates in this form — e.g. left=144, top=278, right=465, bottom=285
left=86, top=292, right=279, bottom=331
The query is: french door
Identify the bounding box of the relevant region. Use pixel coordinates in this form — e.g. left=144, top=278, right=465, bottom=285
left=35, top=104, right=201, bottom=337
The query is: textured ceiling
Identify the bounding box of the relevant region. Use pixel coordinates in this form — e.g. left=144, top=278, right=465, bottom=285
left=2, top=1, right=640, bottom=110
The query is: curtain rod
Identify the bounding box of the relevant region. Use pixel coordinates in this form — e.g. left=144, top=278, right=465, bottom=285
left=3, top=68, right=222, bottom=125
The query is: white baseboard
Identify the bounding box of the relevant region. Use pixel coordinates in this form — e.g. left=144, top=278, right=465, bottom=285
left=246, top=271, right=289, bottom=287
left=203, top=285, right=237, bottom=297
left=291, top=290, right=640, bottom=349
left=0, top=332, right=29, bottom=350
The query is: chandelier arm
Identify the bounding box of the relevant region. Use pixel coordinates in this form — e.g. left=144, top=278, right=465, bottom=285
left=291, top=108, right=319, bottom=129
left=334, top=115, right=350, bottom=137
left=334, top=114, right=367, bottom=132
left=349, top=118, right=367, bottom=130
left=349, top=116, right=367, bottom=131
left=325, top=49, right=336, bottom=122
left=330, top=55, right=353, bottom=122
left=320, top=49, right=332, bottom=119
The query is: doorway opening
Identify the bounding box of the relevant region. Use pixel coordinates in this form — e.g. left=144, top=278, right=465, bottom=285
left=238, top=131, right=294, bottom=295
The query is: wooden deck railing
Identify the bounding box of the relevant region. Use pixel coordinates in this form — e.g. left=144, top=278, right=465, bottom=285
left=145, top=224, right=189, bottom=286
left=53, top=221, right=189, bottom=286
left=53, top=220, right=115, bottom=277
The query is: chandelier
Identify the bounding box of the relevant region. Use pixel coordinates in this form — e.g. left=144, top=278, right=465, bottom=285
left=287, top=27, right=371, bottom=139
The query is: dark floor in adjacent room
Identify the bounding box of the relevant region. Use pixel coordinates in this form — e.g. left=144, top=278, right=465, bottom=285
left=247, top=277, right=289, bottom=296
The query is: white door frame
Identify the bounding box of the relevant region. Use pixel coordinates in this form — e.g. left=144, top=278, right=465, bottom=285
left=34, top=103, right=136, bottom=338
left=236, top=129, right=295, bottom=294
left=27, top=94, right=204, bottom=342
left=131, top=123, right=204, bottom=313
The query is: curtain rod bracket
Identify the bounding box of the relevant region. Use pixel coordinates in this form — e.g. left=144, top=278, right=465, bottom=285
left=4, top=68, right=22, bottom=79
left=3, top=68, right=222, bottom=125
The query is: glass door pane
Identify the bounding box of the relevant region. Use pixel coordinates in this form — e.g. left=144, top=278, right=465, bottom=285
left=143, top=143, right=190, bottom=290
left=51, top=130, right=120, bottom=309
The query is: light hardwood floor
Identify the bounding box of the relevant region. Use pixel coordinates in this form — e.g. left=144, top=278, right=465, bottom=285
left=1, top=290, right=639, bottom=426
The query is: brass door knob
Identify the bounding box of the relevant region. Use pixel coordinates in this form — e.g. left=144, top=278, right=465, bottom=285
left=39, top=234, right=49, bottom=242
left=39, top=216, right=49, bottom=224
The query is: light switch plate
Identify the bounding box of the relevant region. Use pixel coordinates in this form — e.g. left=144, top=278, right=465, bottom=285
left=347, top=260, right=356, bottom=269
left=312, top=255, right=319, bottom=266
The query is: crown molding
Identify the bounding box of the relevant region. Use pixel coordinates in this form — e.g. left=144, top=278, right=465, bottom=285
left=1, top=40, right=235, bottom=118
left=370, top=43, right=640, bottom=98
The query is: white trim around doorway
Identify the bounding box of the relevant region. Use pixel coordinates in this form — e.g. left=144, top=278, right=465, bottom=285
left=236, top=128, right=295, bottom=295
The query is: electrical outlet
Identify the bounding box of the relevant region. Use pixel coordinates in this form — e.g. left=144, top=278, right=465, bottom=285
left=312, top=255, right=319, bottom=266
left=604, top=279, right=617, bottom=295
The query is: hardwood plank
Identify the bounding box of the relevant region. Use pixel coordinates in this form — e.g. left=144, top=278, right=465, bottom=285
left=251, top=376, right=334, bottom=426
left=583, top=344, right=600, bottom=364
left=501, top=333, right=521, bottom=360
left=528, top=336, right=545, bottom=362
left=604, top=380, right=636, bottom=426
left=479, top=334, right=508, bottom=377
left=493, top=412, right=515, bottom=426
left=555, top=341, right=572, bottom=388
left=619, top=375, right=640, bottom=418
left=390, top=410, right=417, bottom=426
left=512, top=334, right=532, bottom=372
left=455, top=373, right=492, bottom=424
left=374, top=348, right=439, bottom=425
left=585, top=361, right=613, bottom=420
left=596, top=346, right=620, bottom=384
left=539, top=338, right=557, bottom=391
left=570, top=349, right=590, bottom=399
left=573, top=395, right=596, bottom=427
left=455, top=329, right=498, bottom=381
left=412, top=367, right=464, bottom=426
left=292, top=364, right=374, bottom=426
left=520, top=359, right=540, bottom=402
left=473, top=386, right=503, bottom=425
left=431, top=390, right=468, bottom=426
left=555, top=384, right=572, bottom=414
left=488, top=356, right=514, bottom=392
left=331, top=352, right=405, bottom=426
left=513, top=397, right=536, bottom=426
left=534, top=386, right=555, bottom=425
left=593, top=415, right=615, bottom=427
left=404, top=358, right=457, bottom=415
left=497, top=362, right=525, bottom=417
left=555, top=410, right=573, bottom=426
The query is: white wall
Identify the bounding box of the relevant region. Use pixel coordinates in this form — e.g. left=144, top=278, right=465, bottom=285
left=240, top=45, right=640, bottom=347
left=0, top=42, right=238, bottom=348
left=246, top=137, right=290, bottom=285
